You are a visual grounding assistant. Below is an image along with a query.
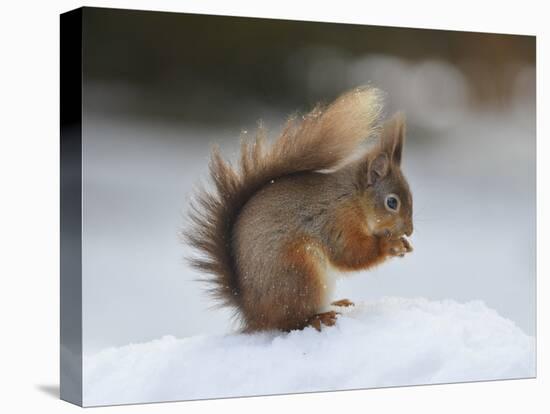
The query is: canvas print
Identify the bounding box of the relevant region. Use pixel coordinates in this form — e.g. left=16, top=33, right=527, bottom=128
left=60, top=7, right=536, bottom=407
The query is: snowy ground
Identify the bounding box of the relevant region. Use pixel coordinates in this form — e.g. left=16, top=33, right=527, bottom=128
left=83, top=297, right=535, bottom=407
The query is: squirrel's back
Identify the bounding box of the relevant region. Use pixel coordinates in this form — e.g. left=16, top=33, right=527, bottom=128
left=185, top=87, right=385, bottom=329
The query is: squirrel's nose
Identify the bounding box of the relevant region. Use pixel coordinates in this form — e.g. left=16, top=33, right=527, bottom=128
left=404, top=222, right=413, bottom=237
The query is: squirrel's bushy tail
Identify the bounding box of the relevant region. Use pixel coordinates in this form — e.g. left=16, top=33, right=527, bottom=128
left=185, top=87, right=384, bottom=313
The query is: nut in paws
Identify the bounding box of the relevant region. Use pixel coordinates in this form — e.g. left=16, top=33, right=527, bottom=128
left=384, top=236, right=413, bottom=257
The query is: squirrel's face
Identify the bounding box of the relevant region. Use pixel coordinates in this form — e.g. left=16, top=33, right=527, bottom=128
left=358, top=114, right=413, bottom=239
left=363, top=166, right=413, bottom=239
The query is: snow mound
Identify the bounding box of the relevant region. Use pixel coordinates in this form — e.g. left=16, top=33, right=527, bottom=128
left=83, top=297, right=535, bottom=406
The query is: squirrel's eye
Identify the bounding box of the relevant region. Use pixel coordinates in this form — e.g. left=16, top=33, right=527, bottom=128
left=385, top=194, right=400, bottom=212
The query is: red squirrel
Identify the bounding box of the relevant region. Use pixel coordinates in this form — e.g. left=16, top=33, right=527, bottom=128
left=186, top=86, right=413, bottom=332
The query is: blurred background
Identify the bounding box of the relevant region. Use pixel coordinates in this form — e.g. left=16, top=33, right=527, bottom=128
left=81, top=7, right=535, bottom=354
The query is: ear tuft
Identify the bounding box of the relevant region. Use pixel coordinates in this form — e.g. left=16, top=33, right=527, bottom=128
left=381, top=112, right=406, bottom=166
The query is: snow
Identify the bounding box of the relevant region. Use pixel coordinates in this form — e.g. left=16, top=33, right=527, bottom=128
left=83, top=297, right=535, bottom=407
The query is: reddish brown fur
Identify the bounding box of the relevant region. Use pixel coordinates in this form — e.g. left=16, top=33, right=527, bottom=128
left=252, top=236, right=327, bottom=332
left=236, top=235, right=325, bottom=332
left=184, top=86, right=413, bottom=332
left=324, top=200, right=387, bottom=271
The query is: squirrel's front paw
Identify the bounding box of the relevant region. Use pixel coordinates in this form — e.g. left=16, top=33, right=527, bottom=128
left=382, top=236, right=413, bottom=257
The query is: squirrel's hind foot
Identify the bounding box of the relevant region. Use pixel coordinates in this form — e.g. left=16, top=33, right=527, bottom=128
left=307, top=310, right=339, bottom=331
left=331, top=298, right=355, bottom=307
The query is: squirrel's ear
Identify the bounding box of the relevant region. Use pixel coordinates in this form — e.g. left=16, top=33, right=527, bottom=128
left=382, top=113, right=406, bottom=166
left=367, top=152, right=390, bottom=186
